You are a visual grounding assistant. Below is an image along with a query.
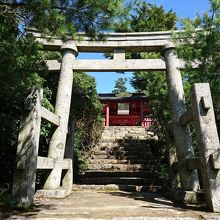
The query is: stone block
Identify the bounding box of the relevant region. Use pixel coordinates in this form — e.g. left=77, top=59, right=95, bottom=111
left=35, top=189, right=72, bottom=198
left=169, top=189, right=205, bottom=204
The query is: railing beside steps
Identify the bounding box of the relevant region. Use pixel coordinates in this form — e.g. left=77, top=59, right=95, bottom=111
left=168, top=83, right=220, bottom=212
left=12, top=89, right=73, bottom=208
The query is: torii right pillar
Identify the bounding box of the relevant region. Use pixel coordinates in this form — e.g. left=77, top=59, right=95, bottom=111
left=162, top=43, right=200, bottom=191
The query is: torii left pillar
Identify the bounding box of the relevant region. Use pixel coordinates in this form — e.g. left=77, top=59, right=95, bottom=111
left=44, top=41, right=77, bottom=190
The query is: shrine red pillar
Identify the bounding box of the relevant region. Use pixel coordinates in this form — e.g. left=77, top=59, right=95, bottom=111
left=106, top=103, right=110, bottom=127
left=140, top=100, right=144, bottom=127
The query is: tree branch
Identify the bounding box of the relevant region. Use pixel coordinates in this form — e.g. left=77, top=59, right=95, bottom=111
left=0, top=1, right=24, bottom=7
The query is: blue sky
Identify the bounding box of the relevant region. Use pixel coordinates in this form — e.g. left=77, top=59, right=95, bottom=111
left=78, top=0, right=210, bottom=93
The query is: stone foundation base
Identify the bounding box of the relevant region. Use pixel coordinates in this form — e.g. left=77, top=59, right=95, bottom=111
left=169, top=189, right=205, bottom=204
left=73, top=184, right=163, bottom=193
left=35, top=189, right=72, bottom=198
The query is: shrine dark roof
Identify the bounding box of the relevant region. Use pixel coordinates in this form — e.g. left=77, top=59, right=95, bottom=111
left=98, top=93, right=149, bottom=102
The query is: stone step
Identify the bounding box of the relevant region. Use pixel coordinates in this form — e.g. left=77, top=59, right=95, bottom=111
left=77, top=177, right=166, bottom=186
left=90, top=153, right=154, bottom=160
left=88, top=159, right=160, bottom=165
left=79, top=170, right=159, bottom=178
left=96, top=145, right=152, bottom=150
left=98, top=139, right=154, bottom=144
left=101, top=131, right=146, bottom=135
left=102, top=126, right=146, bottom=132
left=102, top=148, right=153, bottom=152
left=100, top=136, right=153, bottom=141
left=72, top=184, right=164, bottom=193
left=87, top=163, right=159, bottom=171
left=93, top=148, right=154, bottom=154
left=94, top=149, right=153, bottom=156
left=94, top=148, right=146, bottom=154
left=102, top=128, right=147, bottom=132
left=102, top=131, right=148, bottom=134
left=90, top=154, right=137, bottom=159
left=92, top=150, right=154, bottom=159
left=96, top=144, right=152, bottom=151
left=99, top=143, right=155, bottom=148
left=90, top=155, right=154, bottom=162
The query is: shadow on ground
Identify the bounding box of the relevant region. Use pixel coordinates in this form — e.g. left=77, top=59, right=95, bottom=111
left=0, top=191, right=210, bottom=219
left=100, top=191, right=207, bottom=212
left=0, top=202, right=55, bottom=219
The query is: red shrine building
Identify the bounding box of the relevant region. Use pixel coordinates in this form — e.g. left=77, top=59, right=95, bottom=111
left=99, top=93, right=153, bottom=129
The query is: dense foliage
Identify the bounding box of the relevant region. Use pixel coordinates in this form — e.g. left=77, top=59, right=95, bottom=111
left=175, top=0, right=220, bottom=132
left=0, top=10, right=47, bottom=188
left=0, top=0, right=124, bottom=194
left=71, top=72, right=103, bottom=172
left=0, top=0, right=124, bottom=38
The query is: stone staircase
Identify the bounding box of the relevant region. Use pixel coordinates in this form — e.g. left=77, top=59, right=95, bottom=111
left=74, top=126, right=168, bottom=192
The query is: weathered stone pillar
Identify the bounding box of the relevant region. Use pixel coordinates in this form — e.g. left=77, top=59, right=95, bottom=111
left=44, top=41, right=77, bottom=190
left=12, top=89, right=42, bottom=208
left=191, top=83, right=220, bottom=212
left=162, top=43, right=199, bottom=191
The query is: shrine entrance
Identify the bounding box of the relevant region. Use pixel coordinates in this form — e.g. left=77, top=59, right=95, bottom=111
left=11, top=30, right=220, bottom=212
left=99, top=93, right=152, bottom=128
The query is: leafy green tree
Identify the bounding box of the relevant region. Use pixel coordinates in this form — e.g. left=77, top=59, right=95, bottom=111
left=175, top=0, right=220, bottom=132
left=112, top=77, right=128, bottom=94
left=0, top=9, right=47, bottom=188
left=0, top=0, right=125, bottom=193
left=112, top=77, right=129, bottom=111
left=0, top=0, right=124, bottom=38
left=114, top=0, right=176, bottom=32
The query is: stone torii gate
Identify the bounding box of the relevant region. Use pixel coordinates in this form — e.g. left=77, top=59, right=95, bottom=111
left=12, top=30, right=220, bottom=212
left=39, top=31, right=200, bottom=191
